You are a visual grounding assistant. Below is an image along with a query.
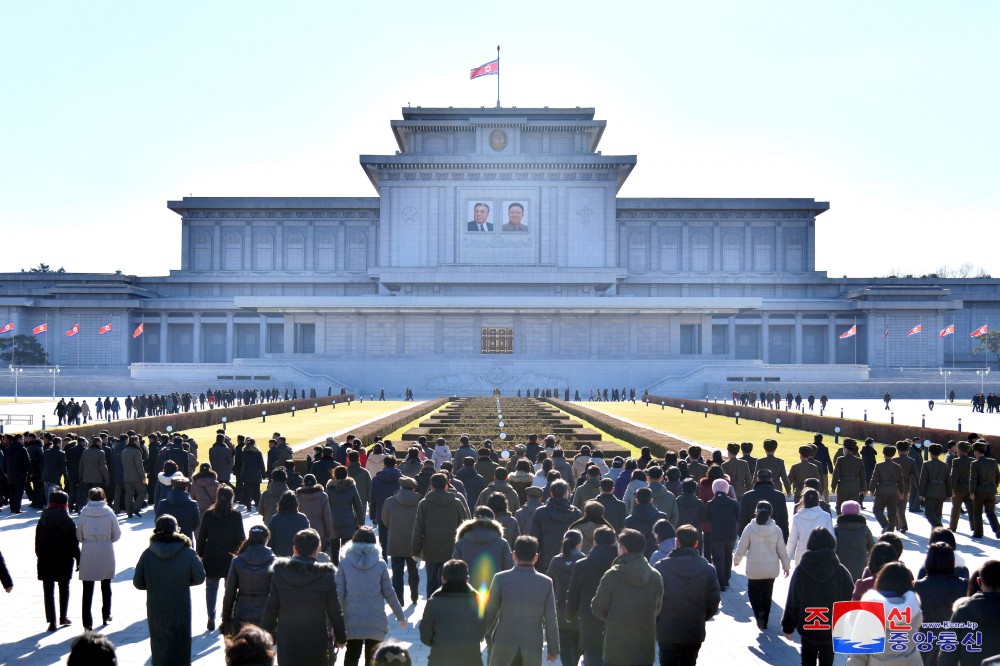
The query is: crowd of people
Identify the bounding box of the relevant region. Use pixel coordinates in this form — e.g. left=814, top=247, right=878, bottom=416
left=1, top=424, right=1000, bottom=666
left=732, top=390, right=830, bottom=412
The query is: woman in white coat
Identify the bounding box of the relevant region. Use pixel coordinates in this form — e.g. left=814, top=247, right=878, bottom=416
left=734, top=500, right=790, bottom=630
left=847, top=562, right=923, bottom=666
left=787, top=489, right=835, bottom=563
left=76, top=487, right=121, bottom=630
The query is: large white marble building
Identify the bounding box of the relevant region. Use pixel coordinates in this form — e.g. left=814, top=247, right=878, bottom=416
left=1, top=107, right=997, bottom=396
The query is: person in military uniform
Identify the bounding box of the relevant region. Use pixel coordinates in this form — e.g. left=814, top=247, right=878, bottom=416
left=810, top=435, right=834, bottom=503
left=917, top=443, right=951, bottom=528
left=755, top=440, right=791, bottom=497
left=870, top=445, right=905, bottom=532
left=949, top=441, right=975, bottom=532
left=830, top=438, right=867, bottom=515
left=721, top=443, right=752, bottom=501
left=788, top=445, right=820, bottom=511
left=969, top=441, right=1000, bottom=539
left=894, top=441, right=919, bottom=533
left=686, top=446, right=708, bottom=482
left=739, top=442, right=758, bottom=478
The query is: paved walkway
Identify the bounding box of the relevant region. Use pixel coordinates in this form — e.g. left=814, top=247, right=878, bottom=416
left=2, top=492, right=998, bottom=665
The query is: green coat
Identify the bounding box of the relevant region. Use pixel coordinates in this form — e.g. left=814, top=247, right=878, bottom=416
left=591, top=552, right=664, bottom=665
left=412, top=489, right=470, bottom=562
left=133, top=532, right=206, bottom=666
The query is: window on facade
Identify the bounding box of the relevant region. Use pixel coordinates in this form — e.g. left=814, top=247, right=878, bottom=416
left=690, top=232, right=710, bottom=272
left=753, top=232, right=774, bottom=272
left=348, top=233, right=368, bottom=272
left=316, top=231, right=336, bottom=271
left=680, top=324, right=702, bottom=354
left=192, top=231, right=212, bottom=270
left=254, top=232, right=274, bottom=271
left=659, top=233, right=679, bottom=272
left=286, top=231, right=305, bottom=271
left=222, top=232, right=243, bottom=270
left=784, top=232, right=804, bottom=273
left=722, top=233, right=742, bottom=273
left=628, top=233, right=648, bottom=272
left=294, top=323, right=315, bottom=354
left=481, top=327, right=513, bottom=354
left=712, top=324, right=729, bottom=355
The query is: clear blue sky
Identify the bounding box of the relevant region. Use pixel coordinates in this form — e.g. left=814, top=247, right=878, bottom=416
left=2, top=1, right=997, bottom=278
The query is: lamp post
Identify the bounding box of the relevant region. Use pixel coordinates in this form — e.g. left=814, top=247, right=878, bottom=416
left=262, top=410, right=267, bottom=423
left=775, top=418, right=782, bottom=433
left=704, top=407, right=709, bottom=419
left=221, top=416, right=227, bottom=433
left=735, top=411, right=741, bottom=425
left=834, top=426, right=841, bottom=445
left=291, top=406, right=296, bottom=418
left=48, top=366, right=60, bottom=399
left=9, top=366, right=23, bottom=403
left=940, top=368, right=952, bottom=402
left=977, top=368, right=990, bottom=394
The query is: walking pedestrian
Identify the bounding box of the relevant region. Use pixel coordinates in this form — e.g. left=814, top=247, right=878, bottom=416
left=419, top=558, right=487, bottom=665
left=197, top=485, right=245, bottom=632
left=77, top=487, right=120, bottom=630
left=834, top=501, right=874, bottom=582
left=267, top=491, right=310, bottom=558
left=547, top=529, right=585, bottom=666
left=734, top=501, right=789, bottom=631
left=220, top=525, right=275, bottom=635
left=35, top=489, right=79, bottom=631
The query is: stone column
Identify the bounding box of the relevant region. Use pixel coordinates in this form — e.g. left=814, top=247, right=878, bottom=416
left=727, top=317, right=736, bottom=359
left=794, top=314, right=804, bottom=364
left=259, top=317, right=268, bottom=357
left=827, top=315, right=837, bottom=365
left=192, top=313, right=202, bottom=363
left=159, top=313, right=169, bottom=363
left=761, top=314, right=770, bottom=363
left=225, top=313, right=235, bottom=362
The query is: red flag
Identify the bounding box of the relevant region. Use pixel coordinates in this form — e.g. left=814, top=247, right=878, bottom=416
left=66, top=323, right=80, bottom=337
left=971, top=324, right=988, bottom=338
left=470, top=58, right=499, bottom=79
left=882, top=328, right=889, bottom=341
left=906, top=324, right=922, bottom=337
left=33, top=323, right=48, bottom=335
left=939, top=325, right=955, bottom=338
left=839, top=325, right=857, bottom=339
left=98, top=323, right=112, bottom=335
left=0, top=323, right=12, bottom=334
left=133, top=323, right=144, bottom=339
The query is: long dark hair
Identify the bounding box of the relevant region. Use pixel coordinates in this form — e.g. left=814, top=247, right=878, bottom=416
left=236, top=525, right=270, bottom=555
left=561, top=529, right=583, bottom=557
left=211, top=484, right=235, bottom=516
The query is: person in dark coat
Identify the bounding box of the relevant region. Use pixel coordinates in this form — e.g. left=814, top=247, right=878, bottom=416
left=309, top=447, right=337, bottom=486
left=706, top=478, right=740, bottom=590
left=529, top=480, right=583, bottom=573
left=34, top=489, right=79, bottom=631
left=548, top=530, right=585, bottom=666
left=419, top=558, right=487, bottom=666
left=41, top=439, right=67, bottom=509
left=156, top=476, right=201, bottom=541
left=591, top=528, right=664, bottom=666
left=914, top=543, right=967, bottom=666
left=133, top=515, right=207, bottom=666
left=455, top=457, right=486, bottom=508
left=220, top=525, right=275, bottom=635
left=834, top=501, right=874, bottom=581
left=740, top=469, right=790, bottom=540
left=208, top=435, right=234, bottom=485
left=654, top=525, right=720, bottom=666
left=239, top=439, right=265, bottom=511
left=261, top=528, right=347, bottom=666
left=452, top=507, right=514, bottom=591
left=594, top=479, right=627, bottom=533
left=675, top=478, right=707, bottom=553
left=327, top=466, right=364, bottom=562
left=369, top=456, right=402, bottom=559
left=415, top=459, right=437, bottom=496
left=624, top=487, right=670, bottom=559
left=566, top=527, right=618, bottom=666
left=196, top=485, right=245, bottom=631
left=3, top=434, right=31, bottom=513
left=412, top=473, right=471, bottom=598
left=267, top=491, right=310, bottom=558
left=781, top=527, right=854, bottom=666
left=940, top=559, right=1000, bottom=666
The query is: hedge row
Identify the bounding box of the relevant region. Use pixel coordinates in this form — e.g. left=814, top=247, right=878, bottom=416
left=37, top=394, right=354, bottom=440
left=643, top=394, right=996, bottom=447
left=546, top=399, right=689, bottom=457
left=292, top=398, right=451, bottom=460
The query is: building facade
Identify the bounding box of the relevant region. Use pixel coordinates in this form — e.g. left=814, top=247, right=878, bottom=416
left=1, top=107, right=997, bottom=396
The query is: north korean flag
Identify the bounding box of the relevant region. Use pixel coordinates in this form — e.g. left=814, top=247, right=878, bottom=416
left=906, top=324, right=922, bottom=337
left=66, top=323, right=80, bottom=337
left=133, top=323, right=144, bottom=339
left=939, top=325, right=954, bottom=338
left=470, top=58, right=499, bottom=79
left=33, top=323, right=48, bottom=335
left=0, top=322, right=13, bottom=334
left=98, top=323, right=112, bottom=335
left=971, top=324, right=988, bottom=338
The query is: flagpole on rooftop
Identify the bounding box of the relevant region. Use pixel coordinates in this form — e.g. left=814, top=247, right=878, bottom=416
left=496, top=45, right=501, bottom=108
left=853, top=316, right=857, bottom=365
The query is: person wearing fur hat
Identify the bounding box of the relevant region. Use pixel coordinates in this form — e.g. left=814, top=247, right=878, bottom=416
left=834, top=501, right=874, bottom=582
left=133, top=514, right=207, bottom=665
left=707, top=478, right=740, bottom=590
left=452, top=506, right=514, bottom=591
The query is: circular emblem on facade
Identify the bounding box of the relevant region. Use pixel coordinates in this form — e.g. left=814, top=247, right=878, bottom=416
left=489, top=129, right=508, bottom=152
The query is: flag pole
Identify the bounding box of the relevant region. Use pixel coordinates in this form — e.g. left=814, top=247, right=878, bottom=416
left=496, top=45, right=501, bottom=109
left=854, top=316, right=858, bottom=365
